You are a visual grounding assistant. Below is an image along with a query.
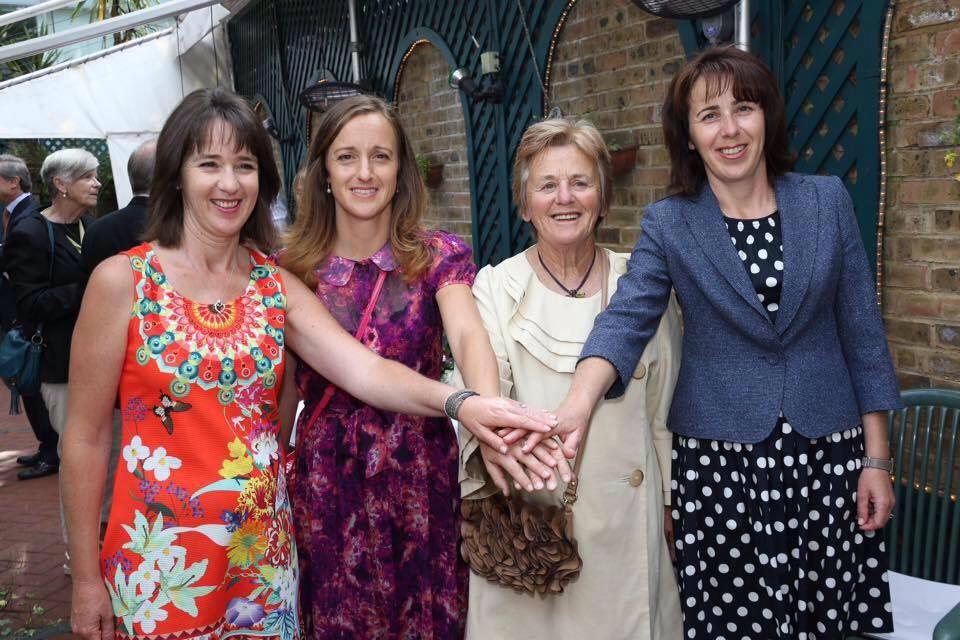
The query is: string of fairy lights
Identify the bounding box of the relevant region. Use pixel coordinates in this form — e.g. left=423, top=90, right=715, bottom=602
left=875, top=1, right=895, bottom=308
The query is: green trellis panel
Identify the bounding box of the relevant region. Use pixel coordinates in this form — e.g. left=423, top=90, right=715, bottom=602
left=229, top=0, right=567, bottom=267
left=679, top=0, right=889, bottom=274
left=782, top=0, right=888, bottom=275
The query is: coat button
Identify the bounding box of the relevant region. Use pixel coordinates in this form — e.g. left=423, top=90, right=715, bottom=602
left=629, top=469, right=644, bottom=487
left=632, top=362, right=646, bottom=379
left=766, top=354, right=780, bottom=365
left=615, top=258, right=628, bottom=274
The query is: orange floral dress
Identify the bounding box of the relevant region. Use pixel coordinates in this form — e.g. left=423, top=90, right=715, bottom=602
left=100, top=243, right=300, bottom=640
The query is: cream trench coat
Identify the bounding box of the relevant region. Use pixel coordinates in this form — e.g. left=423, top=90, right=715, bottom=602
left=459, top=249, right=683, bottom=640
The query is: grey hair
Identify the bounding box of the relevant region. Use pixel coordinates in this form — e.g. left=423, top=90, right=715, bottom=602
left=40, top=148, right=98, bottom=196
left=127, top=139, right=156, bottom=195
left=0, top=154, right=32, bottom=192
left=511, top=117, right=612, bottom=225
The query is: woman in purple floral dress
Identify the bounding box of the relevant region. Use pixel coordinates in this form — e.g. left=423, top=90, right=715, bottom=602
left=279, top=96, right=564, bottom=639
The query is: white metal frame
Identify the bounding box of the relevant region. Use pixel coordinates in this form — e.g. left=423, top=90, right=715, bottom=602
left=0, top=0, right=80, bottom=28
left=0, top=0, right=222, bottom=64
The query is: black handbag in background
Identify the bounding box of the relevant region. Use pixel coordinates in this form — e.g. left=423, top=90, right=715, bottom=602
left=0, top=218, right=54, bottom=413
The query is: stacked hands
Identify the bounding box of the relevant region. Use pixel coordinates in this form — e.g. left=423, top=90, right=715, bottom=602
left=456, top=395, right=893, bottom=535
left=457, top=395, right=588, bottom=496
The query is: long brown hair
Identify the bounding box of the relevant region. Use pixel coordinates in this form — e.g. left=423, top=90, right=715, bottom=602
left=281, top=95, right=430, bottom=288
left=662, top=46, right=794, bottom=196
left=143, top=88, right=280, bottom=251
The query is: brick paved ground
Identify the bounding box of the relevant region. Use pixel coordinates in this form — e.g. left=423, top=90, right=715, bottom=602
left=0, top=385, right=77, bottom=639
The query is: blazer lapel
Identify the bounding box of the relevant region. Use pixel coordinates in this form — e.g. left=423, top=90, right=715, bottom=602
left=774, top=174, right=818, bottom=334
left=680, top=186, right=769, bottom=319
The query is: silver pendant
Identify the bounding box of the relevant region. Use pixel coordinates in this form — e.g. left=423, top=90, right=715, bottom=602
left=213, top=300, right=225, bottom=314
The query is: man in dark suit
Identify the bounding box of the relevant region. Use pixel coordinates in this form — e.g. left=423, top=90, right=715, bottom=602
left=0, top=153, right=59, bottom=480
left=82, top=139, right=156, bottom=273
left=0, top=153, right=40, bottom=243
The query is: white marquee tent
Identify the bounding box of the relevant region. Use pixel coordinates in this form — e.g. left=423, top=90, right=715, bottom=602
left=0, top=3, right=233, bottom=204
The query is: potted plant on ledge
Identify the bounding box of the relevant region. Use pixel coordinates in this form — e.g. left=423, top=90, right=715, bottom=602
left=607, top=142, right=638, bottom=179
left=416, top=154, right=444, bottom=189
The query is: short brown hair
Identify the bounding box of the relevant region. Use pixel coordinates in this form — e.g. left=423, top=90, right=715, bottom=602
left=144, top=88, right=280, bottom=251
left=512, top=117, right=612, bottom=224
left=662, top=46, right=794, bottom=196
left=281, top=94, right=430, bottom=288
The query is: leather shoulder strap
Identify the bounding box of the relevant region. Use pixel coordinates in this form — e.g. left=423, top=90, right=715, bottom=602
left=42, top=217, right=55, bottom=284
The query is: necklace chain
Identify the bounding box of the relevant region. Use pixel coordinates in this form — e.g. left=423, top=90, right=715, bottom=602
left=212, top=251, right=242, bottom=314
left=537, top=248, right=597, bottom=298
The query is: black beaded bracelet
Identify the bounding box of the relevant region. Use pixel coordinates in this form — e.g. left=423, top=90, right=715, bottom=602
left=444, top=389, right=479, bottom=420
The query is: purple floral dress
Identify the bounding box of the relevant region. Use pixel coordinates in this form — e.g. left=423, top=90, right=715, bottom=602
left=290, top=230, right=475, bottom=640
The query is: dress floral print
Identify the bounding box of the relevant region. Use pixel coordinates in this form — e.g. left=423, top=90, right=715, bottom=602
left=101, top=243, right=300, bottom=640
left=290, top=230, right=474, bottom=639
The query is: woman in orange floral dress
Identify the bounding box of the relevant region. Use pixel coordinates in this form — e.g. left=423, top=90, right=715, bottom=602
left=60, top=88, right=557, bottom=640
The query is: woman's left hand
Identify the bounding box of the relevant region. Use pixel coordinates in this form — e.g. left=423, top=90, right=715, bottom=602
left=857, top=467, right=895, bottom=531
left=458, top=396, right=557, bottom=454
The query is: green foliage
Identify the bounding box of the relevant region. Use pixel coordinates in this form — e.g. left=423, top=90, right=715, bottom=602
left=0, top=19, right=60, bottom=80
left=415, top=154, right=430, bottom=179
left=945, top=97, right=960, bottom=182
left=73, top=0, right=160, bottom=46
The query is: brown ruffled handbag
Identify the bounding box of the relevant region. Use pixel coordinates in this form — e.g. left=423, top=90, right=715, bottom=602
left=461, top=252, right=608, bottom=594
left=460, top=460, right=586, bottom=594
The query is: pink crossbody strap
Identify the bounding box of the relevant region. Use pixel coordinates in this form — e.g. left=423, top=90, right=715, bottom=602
left=288, top=268, right=388, bottom=466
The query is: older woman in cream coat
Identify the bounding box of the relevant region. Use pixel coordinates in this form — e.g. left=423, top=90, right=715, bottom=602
left=459, top=118, right=683, bottom=640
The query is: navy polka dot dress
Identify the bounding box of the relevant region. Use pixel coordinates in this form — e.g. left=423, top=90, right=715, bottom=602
left=670, top=211, right=894, bottom=639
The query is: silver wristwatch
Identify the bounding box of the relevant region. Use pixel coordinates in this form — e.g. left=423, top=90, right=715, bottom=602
left=861, top=456, right=893, bottom=472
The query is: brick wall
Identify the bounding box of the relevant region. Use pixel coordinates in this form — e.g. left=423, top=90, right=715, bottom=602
left=395, top=42, right=473, bottom=246
left=549, top=0, right=685, bottom=251
left=884, top=2, right=960, bottom=389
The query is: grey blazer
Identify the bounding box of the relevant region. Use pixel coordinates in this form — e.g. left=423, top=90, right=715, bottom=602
left=580, top=173, right=901, bottom=443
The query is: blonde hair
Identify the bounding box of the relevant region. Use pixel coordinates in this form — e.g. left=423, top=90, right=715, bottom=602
left=512, top=117, right=612, bottom=222
left=281, top=95, right=430, bottom=287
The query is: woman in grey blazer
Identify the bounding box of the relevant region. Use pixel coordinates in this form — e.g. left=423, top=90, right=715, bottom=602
left=527, top=47, right=899, bottom=638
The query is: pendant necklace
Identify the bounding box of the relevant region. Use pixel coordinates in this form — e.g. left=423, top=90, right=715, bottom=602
left=537, top=248, right=597, bottom=298
left=211, top=252, right=242, bottom=314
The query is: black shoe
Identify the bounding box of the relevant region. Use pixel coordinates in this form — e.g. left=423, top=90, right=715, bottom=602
left=15, top=452, right=41, bottom=466
left=16, top=460, right=59, bottom=480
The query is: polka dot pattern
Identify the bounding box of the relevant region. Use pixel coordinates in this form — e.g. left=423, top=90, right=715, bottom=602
left=671, top=418, right=893, bottom=638
left=724, top=211, right=783, bottom=320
